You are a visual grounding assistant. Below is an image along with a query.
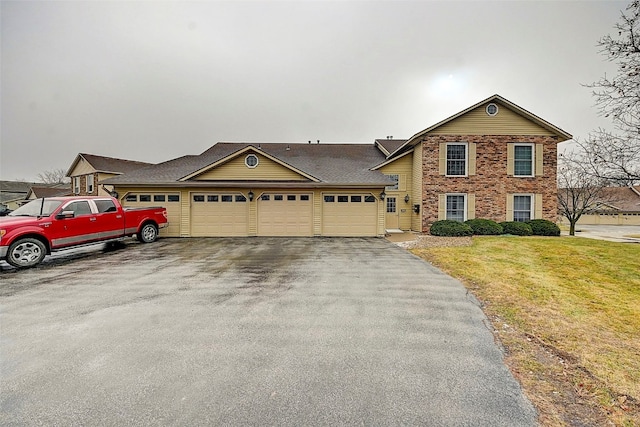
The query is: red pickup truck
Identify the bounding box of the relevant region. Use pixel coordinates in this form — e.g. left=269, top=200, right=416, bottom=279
left=0, top=196, right=168, bottom=268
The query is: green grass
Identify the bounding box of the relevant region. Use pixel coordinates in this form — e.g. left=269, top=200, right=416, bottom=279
left=412, top=236, right=640, bottom=426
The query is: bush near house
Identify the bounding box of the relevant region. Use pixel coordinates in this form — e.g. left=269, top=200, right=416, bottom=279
left=430, top=220, right=473, bottom=236
left=500, top=221, right=533, bottom=236
left=526, top=219, right=561, bottom=236
left=464, top=219, right=503, bottom=235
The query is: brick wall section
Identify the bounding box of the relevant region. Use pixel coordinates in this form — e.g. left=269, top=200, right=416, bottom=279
left=421, top=135, right=560, bottom=232
left=73, top=174, right=98, bottom=196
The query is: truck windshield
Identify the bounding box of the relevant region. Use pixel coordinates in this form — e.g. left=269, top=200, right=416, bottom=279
left=8, top=199, right=63, bottom=217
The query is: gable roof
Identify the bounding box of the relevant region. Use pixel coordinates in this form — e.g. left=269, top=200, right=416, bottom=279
left=374, top=139, right=408, bottom=156
left=66, top=153, right=154, bottom=177
left=27, top=185, right=71, bottom=199
left=102, top=142, right=392, bottom=187
left=595, top=186, right=640, bottom=212
left=388, top=94, right=573, bottom=159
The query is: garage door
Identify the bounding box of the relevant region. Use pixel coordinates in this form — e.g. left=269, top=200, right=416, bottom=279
left=322, top=194, right=378, bottom=236
left=122, top=193, right=182, bottom=237
left=257, top=193, right=313, bottom=236
left=191, top=193, right=248, bottom=236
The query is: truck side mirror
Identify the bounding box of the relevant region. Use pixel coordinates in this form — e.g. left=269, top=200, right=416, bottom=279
left=56, top=210, right=75, bottom=220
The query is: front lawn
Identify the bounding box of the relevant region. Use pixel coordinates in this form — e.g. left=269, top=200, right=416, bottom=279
left=412, top=236, right=640, bottom=426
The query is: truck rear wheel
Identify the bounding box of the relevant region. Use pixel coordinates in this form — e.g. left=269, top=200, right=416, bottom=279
left=138, top=223, right=158, bottom=243
left=7, top=238, right=47, bottom=268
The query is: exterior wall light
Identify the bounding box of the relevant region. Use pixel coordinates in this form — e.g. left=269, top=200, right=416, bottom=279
left=413, top=204, right=420, bottom=214
left=380, top=191, right=386, bottom=200
left=248, top=190, right=254, bottom=202
left=404, top=194, right=410, bottom=203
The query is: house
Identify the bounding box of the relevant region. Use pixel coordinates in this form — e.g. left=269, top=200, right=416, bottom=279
left=25, top=185, right=71, bottom=200
left=563, top=186, right=640, bottom=226
left=0, top=181, right=68, bottom=210
left=102, top=94, right=572, bottom=237
left=66, top=153, right=154, bottom=196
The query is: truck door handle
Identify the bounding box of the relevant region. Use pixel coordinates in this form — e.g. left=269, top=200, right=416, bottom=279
left=90, top=217, right=97, bottom=222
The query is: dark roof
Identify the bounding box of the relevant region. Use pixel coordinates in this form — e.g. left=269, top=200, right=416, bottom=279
left=67, top=153, right=154, bottom=176
left=0, top=180, right=38, bottom=193
left=103, top=142, right=392, bottom=186
left=29, top=185, right=72, bottom=198
left=597, top=186, right=640, bottom=212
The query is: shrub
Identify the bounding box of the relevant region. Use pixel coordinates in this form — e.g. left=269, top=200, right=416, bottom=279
left=464, top=219, right=503, bottom=235
left=500, top=221, right=533, bottom=236
left=430, top=220, right=473, bottom=237
left=526, top=219, right=561, bottom=236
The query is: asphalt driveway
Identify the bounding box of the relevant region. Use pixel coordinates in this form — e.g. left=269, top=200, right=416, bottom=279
left=0, top=238, right=535, bottom=426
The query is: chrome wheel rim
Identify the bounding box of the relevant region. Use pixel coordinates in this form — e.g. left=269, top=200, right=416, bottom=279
left=142, top=225, right=156, bottom=241
left=11, top=242, right=42, bottom=266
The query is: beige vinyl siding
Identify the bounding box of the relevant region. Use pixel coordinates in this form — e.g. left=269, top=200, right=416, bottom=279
left=429, top=104, right=556, bottom=136
left=412, top=144, right=423, bottom=232
left=379, top=153, right=414, bottom=231
left=69, top=157, right=96, bottom=176
left=193, top=152, right=308, bottom=181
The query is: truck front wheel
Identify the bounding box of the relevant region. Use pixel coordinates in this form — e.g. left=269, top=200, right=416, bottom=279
left=138, top=223, right=158, bottom=243
left=7, top=238, right=47, bottom=268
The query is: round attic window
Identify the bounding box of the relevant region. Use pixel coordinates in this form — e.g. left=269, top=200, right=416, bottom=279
left=245, top=154, right=259, bottom=168
left=486, top=103, right=499, bottom=116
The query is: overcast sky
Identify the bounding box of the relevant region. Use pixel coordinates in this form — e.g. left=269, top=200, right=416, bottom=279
left=0, top=0, right=628, bottom=182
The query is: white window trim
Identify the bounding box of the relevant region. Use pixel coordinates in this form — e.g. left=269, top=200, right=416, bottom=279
left=446, top=193, right=467, bottom=222
left=86, top=174, right=94, bottom=193
left=513, top=143, right=535, bottom=177
left=245, top=154, right=259, bottom=168
left=385, top=174, right=399, bottom=190
left=513, top=193, right=534, bottom=222
left=445, top=142, right=468, bottom=177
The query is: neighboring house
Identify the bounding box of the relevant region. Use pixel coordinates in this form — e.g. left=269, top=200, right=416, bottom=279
left=562, top=186, right=640, bottom=226
left=66, top=153, right=154, bottom=196
left=102, top=94, right=572, bottom=237
left=0, top=181, right=36, bottom=210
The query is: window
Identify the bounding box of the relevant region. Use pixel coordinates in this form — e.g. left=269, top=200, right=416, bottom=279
left=125, top=194, right=137, bottom=202
left=350, top=195, right=361, bottom=203
left=446, top=144, right=467, bottom=176
left=513, top=195, right=532, bottom=222
left=95, top=199, right=117, bottom=213
left=65, top=201, right=92, bottom=216
left=221, top=195, right=233, bottom=202
left=486, top=103, right=499, bottom=116
left=193, top=195, right=205, bottom=202
left=287, top=195, right=296, bottom=201
left=73, top=177, right=80, bottom=194
left=300, top=195, right=310, bottom=201
left=514, top=144, right=534, bottom=176
left=261, top=194, right=270, bottom=201
left=154, top=195, right=166, bottom=202
left=386, top=197, right=396, bottom=213
left=168, top=195, right=180, bottom=202
left=324, top=195, right=335, bottom=202
left=245, top=154, right=259, bottom=168
left=385, top=174, right=399, bottom=190
left=235, top=195, right=247, bottom=202
left=364, top=195, right=375, bottom=203
left=274, top=195, right=283, bottom=201
left=208, top=195, right=218, bottom=202
left=86, top=175, right=94, bottom=193
left=446, top=194, right=466, bottom=222
left=337, top=196, right=349, bottom=203
left=139, top=195, right=151, bottom=202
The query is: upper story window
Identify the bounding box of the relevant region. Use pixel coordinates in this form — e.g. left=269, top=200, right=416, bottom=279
left=73, top=177, right=80, bottom=194
left=245, top=154, right=259, bottom=168
left=514, top=144, right=534, bottom=176
left=385, top=174, right=399, bottom=190
left=86, top=174, right=94, bottom=193
left=446, top=143, right=468, bottom=176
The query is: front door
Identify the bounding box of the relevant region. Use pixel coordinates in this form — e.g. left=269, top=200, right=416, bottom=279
left=385, top=197, right=399, bottom=229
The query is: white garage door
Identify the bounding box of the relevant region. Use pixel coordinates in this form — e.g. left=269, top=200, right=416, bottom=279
left=257, top=193, right=313, bottom=236
left=322, top=194, right=378, bottom=236
left=122, top=193, right=181, bottom=237
left=191, top=193, right=248, bottom=236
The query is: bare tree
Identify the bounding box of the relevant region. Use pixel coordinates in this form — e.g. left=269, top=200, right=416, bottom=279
left=558, top=154, right=619, bottom=236
left=37, top=169, right=69, bottom=184
left=580, top=1, right=640, bottom=184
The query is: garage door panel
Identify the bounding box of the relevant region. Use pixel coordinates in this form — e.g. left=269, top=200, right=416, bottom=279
left=191, top=194, right=248, bottom=237
left=258, top=193, right=312, bottom=236
left=122, top=193, right=182, bottom=237
left=322, top=194, right=378, bottom=236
